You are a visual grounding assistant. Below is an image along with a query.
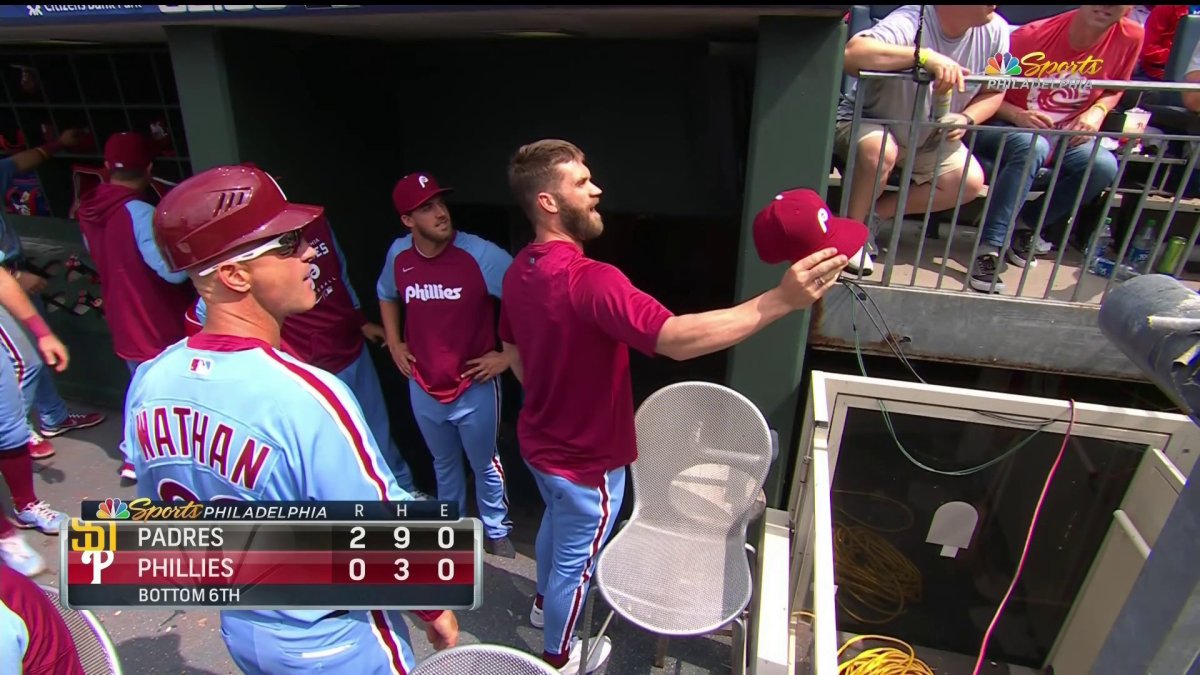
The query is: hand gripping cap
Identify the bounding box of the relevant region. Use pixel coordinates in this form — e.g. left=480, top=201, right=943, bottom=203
left=153, top=164, right=324, bottom=273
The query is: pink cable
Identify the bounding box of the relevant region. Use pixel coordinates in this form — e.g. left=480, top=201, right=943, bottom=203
left=972, top=399, right=1076, bottom=675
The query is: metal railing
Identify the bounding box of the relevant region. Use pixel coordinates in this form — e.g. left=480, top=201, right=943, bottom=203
left=835, top=72, right=1200, bottom=305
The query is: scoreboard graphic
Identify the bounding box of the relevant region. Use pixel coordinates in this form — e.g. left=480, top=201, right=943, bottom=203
left=60, top=499, right=483, bottom=611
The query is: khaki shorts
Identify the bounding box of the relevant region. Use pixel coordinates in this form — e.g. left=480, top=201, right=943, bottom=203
left=835, top=120, right=970, bottom=186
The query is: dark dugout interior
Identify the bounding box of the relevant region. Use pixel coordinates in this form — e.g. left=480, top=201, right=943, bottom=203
left=219, top=29, right=756, bottom=504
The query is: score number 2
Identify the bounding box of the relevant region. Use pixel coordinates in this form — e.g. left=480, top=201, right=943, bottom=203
left=347, top=526, right=457, bottom=581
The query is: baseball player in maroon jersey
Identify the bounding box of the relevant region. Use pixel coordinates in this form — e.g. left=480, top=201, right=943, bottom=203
left=499, top=139, right=856, bottom=672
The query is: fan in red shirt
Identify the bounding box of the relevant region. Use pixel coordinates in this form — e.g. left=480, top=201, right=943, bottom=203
left=1138, top=5, right=1188, bottom=80
left=499, top=139, right=854, bottom=672
left=970, top=5, right=1143, bottom=294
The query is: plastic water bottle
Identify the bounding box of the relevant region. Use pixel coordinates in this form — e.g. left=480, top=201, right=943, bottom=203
left=1088, top=218, right=1115, bottom=277
left=1128, top=220, right=1157, bottom=273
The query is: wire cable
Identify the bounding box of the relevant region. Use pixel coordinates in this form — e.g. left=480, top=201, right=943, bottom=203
left=971, top=398, right=1076, bottom=675
left=838, top=635, right=936, bottom=675
left=841, top=278, right=1063, bottom=427
left=843, top=279, right=1069, bottom=476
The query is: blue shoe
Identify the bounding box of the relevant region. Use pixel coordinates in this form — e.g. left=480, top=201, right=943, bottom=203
left=14, top=501, right=68, bottom=535
left=0, top=532, right=46, bottom=576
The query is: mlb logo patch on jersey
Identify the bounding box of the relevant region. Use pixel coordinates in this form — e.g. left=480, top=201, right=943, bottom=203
left=188, top=358, right=213, bottom=377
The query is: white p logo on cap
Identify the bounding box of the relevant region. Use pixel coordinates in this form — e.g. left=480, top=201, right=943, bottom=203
left=817, top=207, right=830, bottom=234
left=418, top=175, right=429, bottom=189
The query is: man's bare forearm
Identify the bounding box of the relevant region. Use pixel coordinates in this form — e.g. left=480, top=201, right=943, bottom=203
left=844, top=37, right=923, bottom=76
left=0, top=268, right=38, bottom=323
left=379, top=300, right=403, bottom=344
left=656, top=288, right=793, bottom=362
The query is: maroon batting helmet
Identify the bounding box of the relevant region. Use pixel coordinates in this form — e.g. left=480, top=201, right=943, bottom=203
left=154, top=164, right=323, bottom=273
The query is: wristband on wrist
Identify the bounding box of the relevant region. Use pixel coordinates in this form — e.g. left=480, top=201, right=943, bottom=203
left=1090, top=102, right=1109, bottom=116
left=918, top=48, right=931, bottom=68
left=23, top=314, right=51, bottom=339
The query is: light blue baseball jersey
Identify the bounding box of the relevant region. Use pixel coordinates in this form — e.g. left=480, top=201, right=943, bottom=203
left=127, top=331, right=411, bottom=624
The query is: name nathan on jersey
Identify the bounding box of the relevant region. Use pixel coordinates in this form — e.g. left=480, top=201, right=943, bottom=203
left=405, top=283, right=463, bottom=303
left=133, top=406, right=272, bottom=492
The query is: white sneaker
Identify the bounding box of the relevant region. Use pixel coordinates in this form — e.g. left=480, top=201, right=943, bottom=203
left=844, top=244, right=875, bottom=277
left=530, top=601, right=544, bottom=628
left=559, top=636, right=612, bottom=675
left=0, top=532, right=46, bottom=576
left=407, top=489, right=435, bottom=501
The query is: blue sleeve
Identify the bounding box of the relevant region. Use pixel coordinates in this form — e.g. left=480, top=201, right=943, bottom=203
left=0, top=158, right=17, bottom=196
left=290, top=364, right=410, bottom=501
left=376, top=238, right=411, bottom=302
left=130, top=201, right=188, bottom=284
left=195, top=298, right=207, bottom=324
left=460, top=233, right=513, bottom=298
left=0, top=602, right=27, bottom=675
left=124, top=363, right=158, bottom=499
left=327, top=225, right=361, bottom=309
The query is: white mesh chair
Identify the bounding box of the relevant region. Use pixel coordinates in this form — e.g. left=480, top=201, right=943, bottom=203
left=411, top=644, right=559, bottom=674
left=579, top=381, right=775, bottom=675
left=38, top=584, right=123, bottom=674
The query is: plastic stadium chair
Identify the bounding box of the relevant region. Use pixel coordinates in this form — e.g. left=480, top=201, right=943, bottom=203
left=37, top=584, right=123, bottom=675
left=579, top=381, right=775, bottom=675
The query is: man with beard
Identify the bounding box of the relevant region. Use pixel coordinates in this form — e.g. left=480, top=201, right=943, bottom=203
left=501, top=139, right=851, bottom=673
left=377, top=172, right=516, bottom=558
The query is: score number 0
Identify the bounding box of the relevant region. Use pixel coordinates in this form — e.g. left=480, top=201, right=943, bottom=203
left=347, top=526, right=457, bottom=581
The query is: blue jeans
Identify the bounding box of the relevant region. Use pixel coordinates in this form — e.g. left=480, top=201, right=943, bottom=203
left=975, top=121, right=1119, bottom=248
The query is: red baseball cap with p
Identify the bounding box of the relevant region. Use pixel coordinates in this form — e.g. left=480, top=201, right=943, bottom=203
left=104, top=132, right=154, bottom=171
left=752, top=188, right=868, bottom=265
left=392, top=172, right=453, bottom=215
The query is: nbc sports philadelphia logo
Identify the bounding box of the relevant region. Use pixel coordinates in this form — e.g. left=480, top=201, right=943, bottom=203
left=982, top=52, right=1094, bottom=95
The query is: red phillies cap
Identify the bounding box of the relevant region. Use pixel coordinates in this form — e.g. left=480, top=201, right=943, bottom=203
left=104, top=132, right=154, bottom=170
left=392, top=172, right=453, bottom=215
left=752, top=189, right=868, bottom=264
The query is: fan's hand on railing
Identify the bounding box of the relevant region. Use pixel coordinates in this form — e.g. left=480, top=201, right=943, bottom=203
left=1066, top=106, right=1106, bottom=147
left=920, top=50, right=968, bottom=94
left=776, top=248, right=848, bottom=310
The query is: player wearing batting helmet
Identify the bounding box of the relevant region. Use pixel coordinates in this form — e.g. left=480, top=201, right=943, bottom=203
left=129, top=164, right=458, bottom=673
left=501, top=140, right=851, bottom=672
left=183, top=211, right=426, bottom=498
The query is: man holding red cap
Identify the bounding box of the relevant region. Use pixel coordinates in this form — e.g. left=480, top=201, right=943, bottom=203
left=501, top=139, right=852, bottom=672
left=131, top=163, right=457, bottom=673
left=76, top=131, right=196, bottom=481
left=377, top=172, right=517, bottom=558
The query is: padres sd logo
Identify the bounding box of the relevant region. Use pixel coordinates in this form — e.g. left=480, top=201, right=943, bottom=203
left=69, top=518, right=117, bottom=552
